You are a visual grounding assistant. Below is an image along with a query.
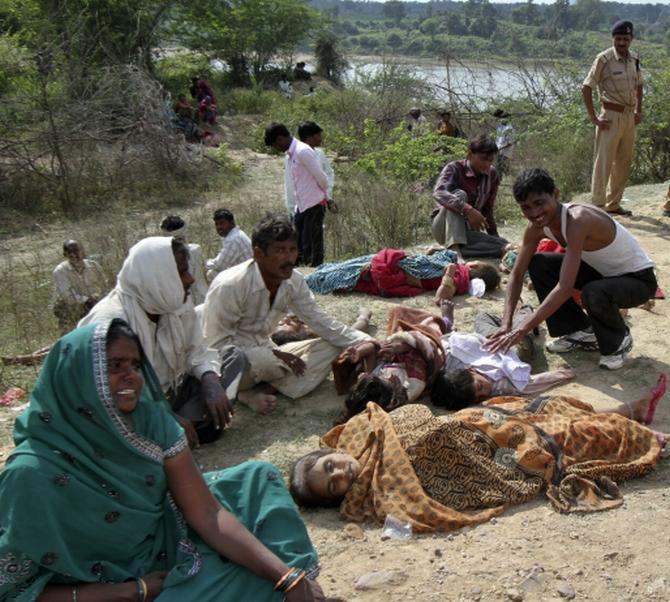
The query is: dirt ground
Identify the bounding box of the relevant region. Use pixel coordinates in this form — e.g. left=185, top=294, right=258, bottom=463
left=1, top=151, right=669, bottom=601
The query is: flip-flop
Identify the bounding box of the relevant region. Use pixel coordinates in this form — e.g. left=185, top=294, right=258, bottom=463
left=644, top=373, right=667, bottom=425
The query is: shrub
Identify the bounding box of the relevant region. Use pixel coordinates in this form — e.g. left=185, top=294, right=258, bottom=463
left=154, top=53, right=213, bottom=98
left=326, top=167, right=435, bottom=256
left=356, top=126, right=467, bottom=184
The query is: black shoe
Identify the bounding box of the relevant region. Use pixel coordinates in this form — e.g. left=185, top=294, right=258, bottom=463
left=606, top=207, right=632, bottom=216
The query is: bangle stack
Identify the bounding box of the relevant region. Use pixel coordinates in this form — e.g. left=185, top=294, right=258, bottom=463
left=135, top=577, right=148, bottom=602
left=274, top=567, right=306, bottom=595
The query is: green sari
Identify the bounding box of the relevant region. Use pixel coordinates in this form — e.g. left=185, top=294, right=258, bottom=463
left=0, top=321, right=317, bottom=601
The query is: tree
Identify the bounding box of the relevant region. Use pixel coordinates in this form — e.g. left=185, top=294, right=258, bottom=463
left=467, top=0, right=497, bottom=39
left=444, top=13, right=468, bottom=36
left=1, top=0, right=176, bottom=90
left=175, top=0, right=320, bottom=83
left=383, top=1, right=405, bottom=27
left=553, top=0, right=572, bottom=33
left=314, top=30, right=348, bottom=84
left=419, top=16, right=441, bottom=40
left=573, top=0, right=603, bottom=31
left=512, top=0, right=539, bottom=26
left=387, top=32, right=403, bottom=49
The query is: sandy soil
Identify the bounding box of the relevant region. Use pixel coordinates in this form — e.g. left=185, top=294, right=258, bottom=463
left=1, top=150, right=669, bottom=601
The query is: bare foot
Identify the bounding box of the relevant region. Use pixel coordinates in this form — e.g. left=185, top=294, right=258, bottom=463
left=238, top=390, right=278, bottom=414
left=357, top=307, right=372, bottom=321
left=624, top=376, right=667, bottom=422
left=352, top=307, right=373, bottom=333
left=439, top=299, right=454, bottom=322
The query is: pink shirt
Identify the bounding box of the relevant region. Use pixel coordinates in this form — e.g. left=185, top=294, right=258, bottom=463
left=286, top=138, right=328, bottom=212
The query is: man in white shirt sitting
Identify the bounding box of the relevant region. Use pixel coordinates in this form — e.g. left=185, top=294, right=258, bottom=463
left=202, top=213, right=370, bottom=413
left=52, top=240, right=107, bottom=334
left=205, top=208, right=253, bottom=280
left=266, top=122, right=329, bottom=267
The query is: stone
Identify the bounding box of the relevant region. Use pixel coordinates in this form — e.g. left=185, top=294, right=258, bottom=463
left=556, top=582, right=576, bottom=600
left=434, top=548, right=443, bottom=557
left=506, top=588, right=524, bottom=601
left=603, top=551, right=618, bottom=561
left=343, top=523, right=365, bottom=541
left=354, top=569, right=409, bottom=591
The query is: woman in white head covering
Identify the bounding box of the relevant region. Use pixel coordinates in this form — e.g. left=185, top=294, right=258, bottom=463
left=81, top=237, right=245, bottom=446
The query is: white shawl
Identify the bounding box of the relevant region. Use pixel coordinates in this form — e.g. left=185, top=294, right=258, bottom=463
left=82, top=237, right=188, bottom=388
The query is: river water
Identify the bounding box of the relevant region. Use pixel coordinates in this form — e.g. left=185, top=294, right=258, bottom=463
left=344, top=56, right=551, bottom=103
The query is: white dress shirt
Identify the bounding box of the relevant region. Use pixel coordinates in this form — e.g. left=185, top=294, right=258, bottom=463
left=53, top=259, right=106, bottom=304
left=284, top=147, right=334, bottom=214
left=205, top=226, right=253, bottom=277
left=284, top=138, right=328, bottom=214
left=203, top=259, right=369, bottom=353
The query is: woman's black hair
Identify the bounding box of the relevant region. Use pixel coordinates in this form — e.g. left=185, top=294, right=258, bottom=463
left=468, top=263, right=501, bottom=292
left=430, top=368, right=476, bottom=410
left=106, top=319, right=145, bottom=362
left=289, top=448, right=344, bottom=508
left=270, top=330, right=305, bottom=346
left=343, top=374, right=407, bottom=421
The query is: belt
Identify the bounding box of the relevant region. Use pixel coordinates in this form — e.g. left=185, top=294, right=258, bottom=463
left=602, top=101, right=627, bottom=113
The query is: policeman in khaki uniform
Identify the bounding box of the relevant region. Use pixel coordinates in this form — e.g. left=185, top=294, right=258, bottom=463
left=582, top=20, right=643, bottom=217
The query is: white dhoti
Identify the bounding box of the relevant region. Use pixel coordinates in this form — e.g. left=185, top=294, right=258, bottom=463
left=240, top=338, right=341, bottom=399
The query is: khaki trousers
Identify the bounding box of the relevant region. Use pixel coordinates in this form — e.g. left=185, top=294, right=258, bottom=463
left=591, top=109, right=636, bottom=211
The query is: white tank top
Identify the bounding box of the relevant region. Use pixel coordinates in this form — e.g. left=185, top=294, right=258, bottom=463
left=543, top=203, right=654, bottom=277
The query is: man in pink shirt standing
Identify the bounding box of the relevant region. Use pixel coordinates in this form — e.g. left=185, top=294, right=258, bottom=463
left=265, top=122, right=329, bottom=267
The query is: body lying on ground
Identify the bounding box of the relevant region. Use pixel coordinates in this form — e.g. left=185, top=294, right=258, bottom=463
left=306, top=248, right=499, bottom=299
left=290, top=389, right=668, bottom=533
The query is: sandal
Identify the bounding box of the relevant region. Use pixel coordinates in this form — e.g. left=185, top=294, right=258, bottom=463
left=644, top=373, right=667, bottom=425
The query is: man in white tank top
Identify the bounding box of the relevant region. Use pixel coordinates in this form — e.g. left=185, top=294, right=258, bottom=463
left=487, top=168, right=656, bottom=371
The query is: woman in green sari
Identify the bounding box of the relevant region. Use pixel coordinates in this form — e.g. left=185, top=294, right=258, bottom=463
left=0, top=319, right=324, bottom=601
